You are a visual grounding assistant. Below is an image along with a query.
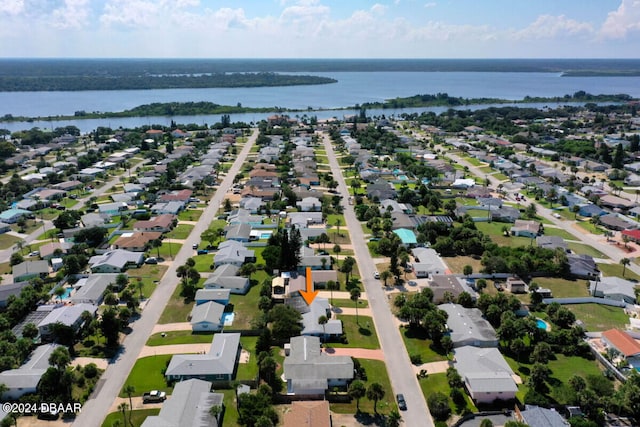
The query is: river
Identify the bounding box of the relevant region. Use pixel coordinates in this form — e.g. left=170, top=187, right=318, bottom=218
left=2, top=70, right=639, bottom=133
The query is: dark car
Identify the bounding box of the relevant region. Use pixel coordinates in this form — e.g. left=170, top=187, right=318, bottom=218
left=396, top=394, right=407, bottom=411
left=197, top=249, right=209, bottom=255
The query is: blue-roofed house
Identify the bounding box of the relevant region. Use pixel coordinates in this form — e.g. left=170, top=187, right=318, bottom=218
left=393, top=228, right=417, bottom=246
left=579, top=204, right=608, bottom=218
left=0, top=208, right=31, bottom=224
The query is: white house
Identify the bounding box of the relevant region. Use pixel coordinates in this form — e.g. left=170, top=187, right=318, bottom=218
left=189, top=301, right=225, bottom=332
left=454, top=346, right=518, bottom=404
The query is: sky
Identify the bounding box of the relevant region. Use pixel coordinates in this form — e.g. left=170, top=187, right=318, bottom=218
left=0, top=0, right=639, bottom=58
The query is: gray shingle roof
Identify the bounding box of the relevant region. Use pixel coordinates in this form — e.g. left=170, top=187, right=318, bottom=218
left=454, top=346, right=517, bottom=394
left=284, top=336, right=353, bottom=384
left=439, top=303, right=498, bottom=347
left=165, top=333, right=240, bottom=378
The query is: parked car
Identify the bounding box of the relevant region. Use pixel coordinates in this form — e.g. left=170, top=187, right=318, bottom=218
left=197, top=249, right=209, bottom=255
left=143, top=390, right=166, bottom=403
left=145, top=257, right=158, bottom=264
left=192, top=243, right=199, bottom=250
left=29, top=251, right=40, bottom=257
left=396, top=394, right=407, bottom=411
left=374, top=271, right=380, bottom=279
left=408, top=280, right=417, bottom=286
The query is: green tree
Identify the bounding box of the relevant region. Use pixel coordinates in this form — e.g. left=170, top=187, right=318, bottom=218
left=621, top=258, right=631, bottom=277
left=350, top=288, right=362, bottom=324
left=380, top=270, right=393, bottom=287
left=348, top=380, right=366, bottom=412
left=427, top=392, right=451, bottom=421
left=480, top=419, right=494, bottom=427
left=48, top=346, right=70, bottom=371
left=268, top=305, right=303, bottom=341
left=326, top=280, right=338, bottom=304
left=123, top=384, right=135, bottom=425
left=463, top=265, right=473, bottom=276
left=366, top=382, right=385, bottom=414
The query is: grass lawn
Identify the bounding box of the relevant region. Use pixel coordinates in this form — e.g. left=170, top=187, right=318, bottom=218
left=120, top=355, right=173, bottom=397
left=157, top=242, right=182, bottom=260
left=236, top=336, right=259, bottom=382
left=147, top=330, right=214, bottom=346
left=331, top=298, right=369, bottom=309
left=193, top=253, right=215, bottom=272
left=576, top=220, right=605, bottom=235
left=532, top=277, right=589, bottom=298
left=166, top=224, right=194, bottom=240
left=462, top=156, right=483, bottom=166
left=330, top=359, right=396, bottom=415
left=102, top=408, right=160, bottom=427
left=0, top=233, right=20, bottom=250
left=158, top=284, right=194, bottom=324
left=567, top=242, right=606, bottom=259
left=505, top=353, right=608, bottom=405
left=418, top=372, right=477, bottom=416
left=177, top=210, right=202, bottom=222
left=442, top=255, right=483, bottom=275
left=0, top=261, right=11, bottom=275
left=488, top=234, right=533, bottom=248
left=227, top=272, right=270, bottom=330
left=598, top=263, right=640, bottom=281
left=330, top=315, right=380, bottom=349
left=565, top=303, right=629, bottom=331
left=493, top=172, right=509, bottom=181
left=543, top=227, right=577, bottom=240
left=124, top=264, right=167, bottom=299
left=220, top=389, right=240, bottom=426
left=478, top=166, right=493, bottom=174
left=400, top=326, right=448, bottom=363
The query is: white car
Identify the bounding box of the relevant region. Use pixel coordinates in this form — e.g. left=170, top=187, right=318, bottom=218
left=374, top=271, right=380, bottom=279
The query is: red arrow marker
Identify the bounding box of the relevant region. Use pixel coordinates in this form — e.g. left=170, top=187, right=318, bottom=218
left=299, top=266, right=318, bottom=305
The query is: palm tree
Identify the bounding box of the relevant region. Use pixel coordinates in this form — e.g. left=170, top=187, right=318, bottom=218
left=326, top=280, right=337, bottom=305
left=348, top=380, right=366, bottom=413
left=54, top=286, right=66, bottom=302
left=15, top=239, right=26, bottom=255
left=621, top=258, right=631, bottom=277
left=350, top=288, right=361, bottom=325
left=123, top=384, right=135, bottom=424
left=318, top=315, right=328, bottom=341
left=117, top=402, right=128, bottom=427
left=366, top=382, right=385, bottom=414
left=380, top=270, right=393, bottom=287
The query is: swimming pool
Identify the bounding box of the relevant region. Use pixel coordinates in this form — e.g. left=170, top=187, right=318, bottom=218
left=536, top=319, right=549, bottom=330
left=221, top=312, right=235, bottom=326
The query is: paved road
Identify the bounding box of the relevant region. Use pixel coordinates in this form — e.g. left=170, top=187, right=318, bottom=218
left=446, top=150, right=640, bottom=278
left=74, top=130, right=257, bottom=427
left=321, top=132, right=433, bottom=427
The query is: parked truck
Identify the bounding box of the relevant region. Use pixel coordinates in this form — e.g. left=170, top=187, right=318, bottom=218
left=142, top=390, right=166, bottom=403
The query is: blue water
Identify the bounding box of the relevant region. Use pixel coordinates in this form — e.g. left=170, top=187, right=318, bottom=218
left=2, top=59, right=640, bottom=132
left=221, top=312, right=235, bottom=326
left=536, top=319, right=548, bottom=329
left=260, top=233, right=272, bottom=239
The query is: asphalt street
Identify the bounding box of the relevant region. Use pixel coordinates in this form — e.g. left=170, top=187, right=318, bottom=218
left=322, top=132, right=434, bottom=427
left=73, top=130, right=257, bottom=427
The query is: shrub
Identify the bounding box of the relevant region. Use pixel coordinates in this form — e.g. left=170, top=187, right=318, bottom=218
left=410, top=354, right=423, bottom=365
left=428, top=392, right=451, bottom=421
left=83, top=363, right=98, bottom=379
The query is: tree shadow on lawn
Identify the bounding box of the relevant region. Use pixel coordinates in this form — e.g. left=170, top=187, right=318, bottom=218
left=354, top=412, right=387, bottom=426
left=358, top=326, right=372, bottom=336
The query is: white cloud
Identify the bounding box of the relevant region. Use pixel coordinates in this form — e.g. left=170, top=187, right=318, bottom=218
left=52, top=0, right=91, bottom=30
left=600, top=0, right=640, bottom=39
left=514, top=15, right=593, bottom=40
left=424, top=2, right=436, bottom=8
left=371, top=4, right=388, bottom=15
left=0, top=0, right=24, bottom=15
left=100, top=0, right=162, bottom=28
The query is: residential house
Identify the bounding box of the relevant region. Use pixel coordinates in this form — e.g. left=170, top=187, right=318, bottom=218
left=227, top=209, right=264, bottom=226
left=300, top=298, right=343, bottom=339
left=81, top=212, right=109, bottom=228
left=150, top=201, right=184, bottom=215
left=204, top=264, right=250, bottom=294
left=567, top=253, right=599, bottom=279
left=578, top=203, right=608, bottom=218
left=510, top=220, right=542, bottom=238
left=601, top=329, right=640, bottom=363
left=439, top=303, right=498, bottom=348
left=297, top=197, right=322, bottom=212
left=97, top=202, right=127, bottom=216
left=514, top=405, right=569, bottom=427
left=393, top=228, right=418, bottom=246
left=490, top=206, right=521, bottom=222
left=429, top=276, right=477, bottom=303
left=453, top=346, right=518, bottom=404
left=366, top=178, right=397, bottom=201
left=88, top=249, right=144, bottom=273
left=37, top=303, right=98, bottom=341
left=140, top=379, right=223, bottom=427
left=113, top=231, right=162, bottom=252
left=590, top=277, right=639, bottom=304
left=288, top=212, right=323, bottom=228
left=213, top=240, right=255, bottom=268
left=0, top=344, right=62, bottom=399
left=598, top=214, right=635, bottom=231
left=239, top=197, right=264, bottom=213
left=0, top=283, right=29, bottom=308
left=189, top=301, right=225, bottom=332
left=133, top=214, right=176, bottom=233
left=0, top=222, right=10, bottom=234
left=298, top=246, right=330, bottom=272
left=159, top=189, right=192, bottom=204
left=536, top=235, right=568, bottom=252
left=380, top=199, right=413, bottom=214
left=283, top=401, right=331, bottom=427
left=600, top=195, right=635, bottom=211
left=283, top=336, right=354, bottom=397
left=224, top=223, right=252, bottom=243
left=621, top=229, right=640, bottom=244
left=194, top=289, right=230, bottom=306
left=165, top=333, right=241, bottom=382
left=0, top=208, right=31, bottom=224
left=12, top=260, right=49, bottom=282
left=70, top=274, right=121, bottom=305
left=412, top=248, right=448, bottom=278
left=506, top=277, right=527, bottom=294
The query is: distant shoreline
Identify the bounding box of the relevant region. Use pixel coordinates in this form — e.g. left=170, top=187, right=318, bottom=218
left=1, top=93, right=635, bottom=123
